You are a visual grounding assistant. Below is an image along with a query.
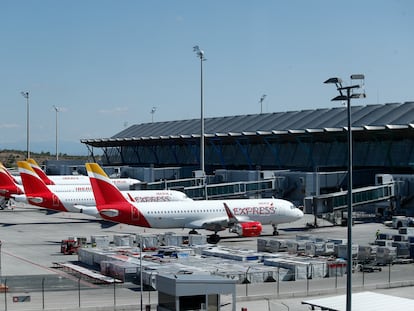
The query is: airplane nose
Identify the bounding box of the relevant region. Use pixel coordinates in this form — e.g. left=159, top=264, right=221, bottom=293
left=296, top=208, right=304, bottom=219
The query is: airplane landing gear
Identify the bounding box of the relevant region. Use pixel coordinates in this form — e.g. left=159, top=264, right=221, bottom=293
left=207, top=234, right=220, bottom=244
left=272, top=224, right=279, bottom=236
left=0, top=199, right=9, bottom=210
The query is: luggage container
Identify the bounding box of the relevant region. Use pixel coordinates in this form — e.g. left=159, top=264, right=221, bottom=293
left=378, top=233, right=393, bottom=240
left=267, top=239, right=288, bottom=252
left=376, top=246, right=397, bottom=265
left=114, top=234, right=134, bottom=247
left=305, top=242, right=334, bottom=256
left=335, top=244, right=358, bottom=259
left=162, top=233, right=189, bottom=246
left=393, top=234, right=408, bottom=242
left=357, top=245, right=375, bottom=262
left=398, top=227, right=414, bottom=235
left=286, top=240, right=306, bottom=254
left=392, top=242, right=410, bottom=258
left=91, top=235, right=110, bottom=248
left=327, top=260, right=346, bottom=277
left=328, top=238, right=347, bottom=245
left=375, top=239, right=393, bottom=247
left=188, top=234, right=207, bottom=246
left=137, top=234, right=159, bottom=251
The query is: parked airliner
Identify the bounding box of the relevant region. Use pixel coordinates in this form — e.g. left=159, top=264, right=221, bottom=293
left=14, top=161, right=192, bottom=215
left=86, top=163, right=304, bottom=243
left=1, top=162, right=97, bottom=208
left=26, top=158, right=140, bottom=190
left=0, top=160, right=139, bottom=209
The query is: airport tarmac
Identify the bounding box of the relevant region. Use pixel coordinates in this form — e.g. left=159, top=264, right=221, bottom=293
left=0, top=203, right=413, bottom=310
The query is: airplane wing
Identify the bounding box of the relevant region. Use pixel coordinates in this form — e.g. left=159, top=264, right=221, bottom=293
left=100, top=220, right=119, bottom=229
left=72, top=205, right=117, bottom=228
left=186, top=216, right=229, bottom=232
left=186, top=202, right=256, bottom=232
left=73, top=204, right=101, bottom=218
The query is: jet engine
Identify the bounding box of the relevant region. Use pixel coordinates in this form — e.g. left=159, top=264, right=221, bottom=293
left=232, top=221, right=262, bottom=237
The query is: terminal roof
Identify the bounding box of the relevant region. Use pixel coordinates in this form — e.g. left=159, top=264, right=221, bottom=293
left=81, top=102, right=414, bottom=147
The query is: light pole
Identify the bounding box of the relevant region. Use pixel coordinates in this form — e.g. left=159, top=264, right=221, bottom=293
left=259, top=94, right=267, bottom=114
left=20, top=91, right=30, bottom=159
left=324, top=74, right=365, bottom=311
left=139, top=235, right=143, bottom=311
left=151, top=107, right=157, bottom=123
left=53, top=106, right=60, bottom=160
left=193, top=45, right=206, bottom=176
left=0, top=240, right=2, bottom=278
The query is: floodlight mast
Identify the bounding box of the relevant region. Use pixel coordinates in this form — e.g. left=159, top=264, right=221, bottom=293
left=53, top=105, right=60, bottom=160
left=259, top=94, right=267, bottom=114
left=193, top=45, right=206, bottom=179
left=151, top=107, right=157, bottom=123
left=324, top=74, right=365, bottom=311
left=21, top=91, right=30, bottom=159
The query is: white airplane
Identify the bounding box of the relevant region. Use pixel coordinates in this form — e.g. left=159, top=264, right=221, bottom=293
left=1, top=164, right=91, bottom=209
left=26, top=158, right=140, bottom=190
left=85, top=163, right=304, bottom=243
left=14, top=161, right=192, bottom=215
left=1, top=159, right=141, bottom=202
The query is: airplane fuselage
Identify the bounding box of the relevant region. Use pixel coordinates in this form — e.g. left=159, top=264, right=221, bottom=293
left=99, top=198, right=303, bottom=231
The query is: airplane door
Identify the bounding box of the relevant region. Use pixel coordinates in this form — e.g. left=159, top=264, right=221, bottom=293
left=52, top=194, right=59, bottom=207
left=131, top=206, right=140, bottom=221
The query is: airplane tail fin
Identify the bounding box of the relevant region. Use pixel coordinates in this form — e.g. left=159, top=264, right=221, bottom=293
left=85, top=163, right=129, bottom=206
left=0, top=165, right=17, bottom=187
left=0, top=162, right=21, bottom=185
left=86, top=163, right=150, bottom=227
left=26, top=158, right=55, bottom=185
left=0, top=164, right=23, bottom=197
left=17, top=161, right=51, bottom=196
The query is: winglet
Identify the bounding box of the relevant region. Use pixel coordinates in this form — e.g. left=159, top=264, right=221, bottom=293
left=26, top=158, right=55, bottom=185
left=127, top=192, right=136, bottom=202
left=223, top=203, right=239, bottom=225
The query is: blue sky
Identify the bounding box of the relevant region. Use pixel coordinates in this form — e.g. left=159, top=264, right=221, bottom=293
left=1, top=0, right=413, bottom=155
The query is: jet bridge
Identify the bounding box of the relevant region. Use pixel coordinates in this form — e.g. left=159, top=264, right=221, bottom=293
left=140, top=178, right=279, bottom=199
left=304, top=183, right=395, bottom=216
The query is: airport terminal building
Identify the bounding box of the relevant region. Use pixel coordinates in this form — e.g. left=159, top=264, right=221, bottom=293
left=80, top=101, right=414, bottom=217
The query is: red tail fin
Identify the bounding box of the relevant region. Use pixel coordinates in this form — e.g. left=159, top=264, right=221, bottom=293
left=26, top=158, right=55, bottom=185
left=17, top=161, right=68, bottom=212
left=0, top=166, right=23, bottom=197
left=85, top=163, right=150, bottom=227
left=85, top=163, right=129, bottom=206
left=17, top=161, right=52, bottom=196
left=0, top=162, right=21, bottom=185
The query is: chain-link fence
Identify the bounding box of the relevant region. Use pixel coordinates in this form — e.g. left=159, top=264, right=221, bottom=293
left=1, top=262, right=413, bottom=311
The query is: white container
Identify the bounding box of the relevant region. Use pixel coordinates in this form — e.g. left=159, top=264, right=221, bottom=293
left=114, top=234, right=134, bottom=247
left=376, top=246, right=397, bottom=264
left=91, top=235, right=110, bottom=248
left=336, top=244, right=358, bottom=259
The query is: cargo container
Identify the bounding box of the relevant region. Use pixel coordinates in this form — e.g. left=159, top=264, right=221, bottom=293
left=335, top=244, right=358, bottom=259
left=376, top=246, right=397, bottom=265
left=398, top=227, right=414, bottom=235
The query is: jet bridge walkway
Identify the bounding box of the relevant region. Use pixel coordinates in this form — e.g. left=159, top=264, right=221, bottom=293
left=304, top=183, right=395, bottom=216
left=140, top=178, right=278, bottom=199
